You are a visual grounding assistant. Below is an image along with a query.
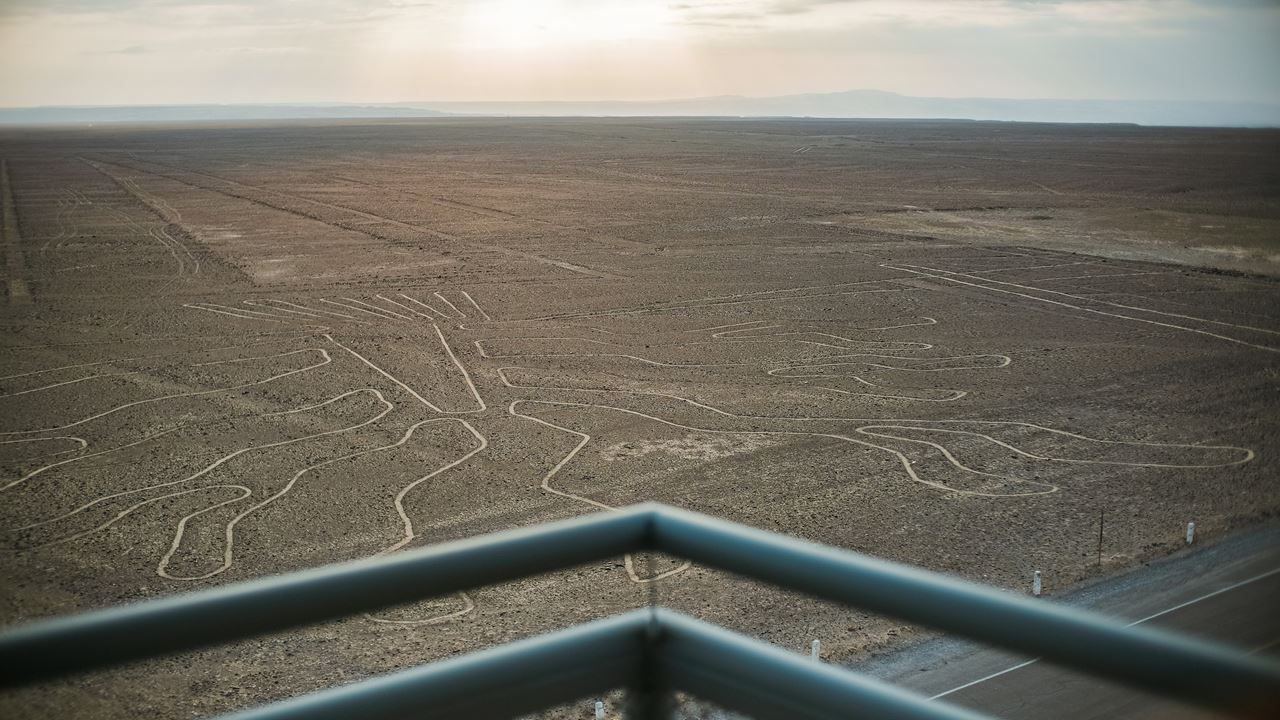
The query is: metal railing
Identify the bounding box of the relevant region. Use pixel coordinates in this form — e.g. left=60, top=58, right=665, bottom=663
left=1, top=503, right=1276, bottom=719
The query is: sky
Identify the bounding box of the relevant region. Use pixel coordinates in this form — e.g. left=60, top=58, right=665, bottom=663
left=1, top=0, right=1278, bottom=108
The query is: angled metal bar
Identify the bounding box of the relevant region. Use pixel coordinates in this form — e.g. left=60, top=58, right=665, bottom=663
left=218, top=610, right=650, bottom=720
left=0, top=507, right=654, bottom=686
left=1, top=502, right=1276, bottom=717
left=212, top=609, right=994, bottom=720
left=651, top=505, right=1280, bottom=714
left=654, top=610, right=990, bottom=720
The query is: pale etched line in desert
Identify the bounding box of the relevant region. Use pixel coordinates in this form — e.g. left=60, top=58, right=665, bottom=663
left=367, top=418, right=487, bottom=625
left=0, top=348, right=333, bottom=436
left=886, top=264, right=1280, bottom=352
left=323, top=334, right=444, bottom=413
left=509, top=400, right=692, bottom=583
left=13, top=388, right=392, bottom=538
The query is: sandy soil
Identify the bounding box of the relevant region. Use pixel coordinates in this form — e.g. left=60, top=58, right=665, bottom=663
left=0, top=118, right=1277, bottom=719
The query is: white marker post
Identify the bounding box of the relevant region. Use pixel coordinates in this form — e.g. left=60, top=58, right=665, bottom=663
left=1186, top=521, right=1196, bottom=545
left=595, top=700, right=605, bottom=719
left=1032, top=570, right=1042, bottom=597
left=810, top=639, right=821, bottom=661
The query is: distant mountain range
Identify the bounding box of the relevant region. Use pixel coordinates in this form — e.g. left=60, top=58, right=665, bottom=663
left=3, top=90, right=1278, bottom=127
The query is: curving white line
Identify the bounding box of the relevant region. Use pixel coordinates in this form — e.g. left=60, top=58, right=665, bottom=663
left=0, top=336, right=305, bottom=383
left=157, top=390, right=401, bottom=580
left=20, top=389, right=392, bottom=545
left=0, top=348, right=332, bottom=436
left=0, top=436, right=88, bottom=461
left=1, top=379, right=338, bottom=494
left=478, top=335, right=941, bottom=360
left=512, top=398, right=1050, bottom=499
left=510, top=401, right=692, bottom=583
left=815, top=382, right=968, bottom=403
left=368, top=592, right=477, bottom=626
left=714, top=336, right=933, bottom=351
left=31, top=485, right=252, bottom=552
left=711, top=317, right=939, bottom=338
left=0, top=370, right=143, bottom=398
left=363, top=420, right=488, bottom=626
left=157, top=417, right=483, bottom=622
left=499, top=374, right=1251, bottom=483
left=855, top=425, right=1248, bottom=470
left=376, top=419, right=489, bottom=555
left=481, top=337, right=1006, bottom=377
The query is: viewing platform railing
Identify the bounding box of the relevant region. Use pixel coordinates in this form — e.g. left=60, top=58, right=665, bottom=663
left=1, top=503, right=1276, bottom=719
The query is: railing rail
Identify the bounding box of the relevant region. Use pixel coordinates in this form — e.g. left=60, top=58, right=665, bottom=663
left=1, top=503, right=1277, bottom=719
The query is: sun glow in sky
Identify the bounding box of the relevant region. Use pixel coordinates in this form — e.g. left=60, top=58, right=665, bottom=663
left=457, top=0, right=685, bottom=49
left=0, top=0, right=1277, bottom=107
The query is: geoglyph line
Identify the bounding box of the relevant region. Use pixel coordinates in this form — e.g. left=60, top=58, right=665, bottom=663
left=500, top=373, right=1250, bottom=473
left=0, top=436, right=88, bottom=461
left=510, top=401, right=691, bottom=583
left=13, top=388, right=393, bottom=540
left=0, top=348, right=333, bottom=436
left=376, top=294, right=436, bottom=319
left=814, top=382, right=968, bottom=403
left=185, top=303, right=308, bottom=325
left=886, top=264, right=1280, bottom=353
left=0, top=336, right=308, bottom=383
left=433, top=292, right=465, bottom=318
left=324, top=334, right=444, bottom=412
left=185, top=292, right=479, bottom=328
left=461, top=291, right=491, bottom=321
left=339, top=297, right=417, bottom=321
left=433, top=325, right=486, bottom=413
left=396, top=293, right=450, bottom=319
left=319, top=298, right=405, bottom=321
left=367, top=418, right=487, bottom=625
left=246, top=299, right=363, bottom=321
left=509, top=395, right=1251, bottom=509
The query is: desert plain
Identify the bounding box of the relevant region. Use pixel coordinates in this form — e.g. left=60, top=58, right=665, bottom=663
left=0, top=118, right=1278, bottom=717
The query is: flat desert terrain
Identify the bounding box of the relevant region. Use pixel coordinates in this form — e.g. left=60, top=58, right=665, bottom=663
left=1, top=118, right=1277, bottom=718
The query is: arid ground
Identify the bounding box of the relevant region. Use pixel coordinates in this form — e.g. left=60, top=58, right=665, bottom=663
left=1, top=119, right=1278, bottom=718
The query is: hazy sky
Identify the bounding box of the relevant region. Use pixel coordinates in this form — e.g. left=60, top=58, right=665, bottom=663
left=1, top=0, right=1278, bottom=107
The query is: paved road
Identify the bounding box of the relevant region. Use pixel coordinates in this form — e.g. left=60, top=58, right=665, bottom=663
left=854, top=523, right=1280, bottom=719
